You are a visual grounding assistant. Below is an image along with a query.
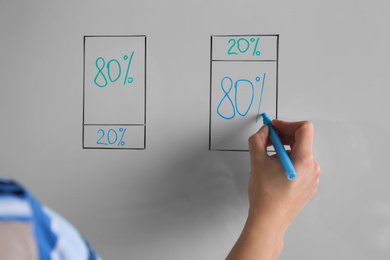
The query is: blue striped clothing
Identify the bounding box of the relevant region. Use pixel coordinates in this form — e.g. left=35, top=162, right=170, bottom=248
left=0, top=177, right=101, bottom=260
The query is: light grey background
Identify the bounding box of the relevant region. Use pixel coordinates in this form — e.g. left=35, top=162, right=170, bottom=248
left=1, top=0, right=389, bottom=259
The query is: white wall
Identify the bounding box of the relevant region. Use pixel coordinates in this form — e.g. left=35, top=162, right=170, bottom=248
left=1, top=0, right=389, bottom=259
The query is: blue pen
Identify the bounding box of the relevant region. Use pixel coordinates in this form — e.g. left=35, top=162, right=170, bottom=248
left=261, top=113, right=297, bottom=181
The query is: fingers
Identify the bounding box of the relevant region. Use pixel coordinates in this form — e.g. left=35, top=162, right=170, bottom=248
left=249, top=120, right=314, bottom=167
left=272, top=120, right=314, bottom=159
left=248, top=124, right=269, bottom=159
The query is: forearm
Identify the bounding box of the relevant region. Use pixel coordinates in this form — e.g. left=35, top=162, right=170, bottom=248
left=226, top=214, right=286, bottom=260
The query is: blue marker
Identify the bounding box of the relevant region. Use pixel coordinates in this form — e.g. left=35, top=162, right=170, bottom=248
left=262, top=113, right=297, bottom=181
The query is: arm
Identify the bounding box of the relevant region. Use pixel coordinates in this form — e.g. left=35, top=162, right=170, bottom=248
left=226, top=120, right=321, bottom=260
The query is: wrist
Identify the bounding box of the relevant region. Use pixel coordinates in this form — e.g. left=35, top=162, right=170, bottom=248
left=248, top=207, right=289, bottom=233
left=239, top=213, right=286, bottom=259
left=246, top=209, right=287, bottom=243
left=225, top=210, right=287, bottom=260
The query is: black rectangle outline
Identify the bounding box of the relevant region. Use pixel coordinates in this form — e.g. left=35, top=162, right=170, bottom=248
left=209, top=34, right=279, bottom=152
left=208, top=35, right=213, bottom=151
left=83, top=35, right=147, bottom=150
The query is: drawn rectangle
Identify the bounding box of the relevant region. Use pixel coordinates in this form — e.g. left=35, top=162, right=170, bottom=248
left=209, top=35, right=278, bottom=151
left=83, top=35, right=146, bottom=149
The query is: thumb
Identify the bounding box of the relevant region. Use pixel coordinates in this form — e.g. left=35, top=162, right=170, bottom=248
left=248, top=124, right=269, bottom=159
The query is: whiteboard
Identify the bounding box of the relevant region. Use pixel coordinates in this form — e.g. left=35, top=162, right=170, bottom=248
left=1, top=0, right=389, bottom=259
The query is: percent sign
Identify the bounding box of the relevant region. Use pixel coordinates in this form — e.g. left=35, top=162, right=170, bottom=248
left=227, top=37, right=261, bottom=56
left=96, top=128, right=127, bottom=146
left=94, top=52, right=134, bottom=88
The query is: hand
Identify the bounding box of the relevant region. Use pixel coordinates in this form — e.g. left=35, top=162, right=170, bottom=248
left=247, top=120, right=321, bottom=230
left=226, top=120, right=320, bottom=260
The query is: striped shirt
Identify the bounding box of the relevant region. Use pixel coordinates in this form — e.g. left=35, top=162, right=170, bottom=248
left=0, top=177, right=101, bottom=260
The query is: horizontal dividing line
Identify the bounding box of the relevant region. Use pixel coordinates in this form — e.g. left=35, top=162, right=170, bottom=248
left=211, top=34, right=279, bottom=37
left=209, top=148, right=276, bottom=152
left=211, top=59, right=277, bottom=62
left=210, top=148, right=249, bottom=152
left=84, top=35, right=146, bottom=38
left=84, top=124, right=146, bottom=126
left=83, top=147, right=146, bottom=150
